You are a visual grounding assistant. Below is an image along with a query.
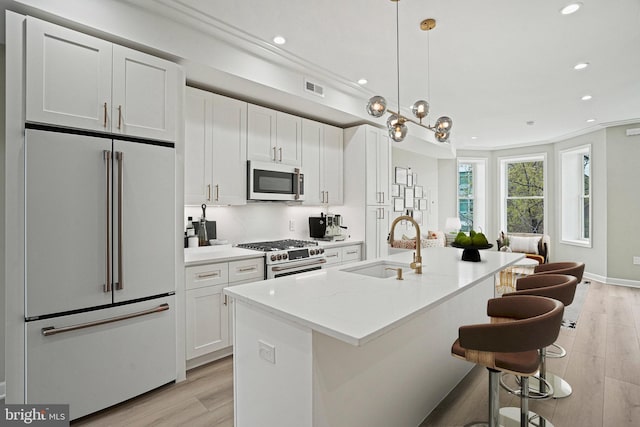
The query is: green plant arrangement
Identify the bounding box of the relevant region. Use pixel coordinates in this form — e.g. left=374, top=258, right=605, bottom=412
left=451, top=229, right=493, bottom=262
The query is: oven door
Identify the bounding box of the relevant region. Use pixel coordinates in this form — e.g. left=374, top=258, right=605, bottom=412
left=248, top=161, right=304, bottom=201
left=267, top=258, right=327, bottom=279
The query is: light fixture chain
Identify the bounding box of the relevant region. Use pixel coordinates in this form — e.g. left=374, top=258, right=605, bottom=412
left=427, top=28, right=431, bottom=125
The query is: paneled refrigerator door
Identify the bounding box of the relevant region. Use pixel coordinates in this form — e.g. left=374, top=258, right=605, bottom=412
left=112, top=140, right=175, bottom=302
left=25, top=130, right=113, bottom=318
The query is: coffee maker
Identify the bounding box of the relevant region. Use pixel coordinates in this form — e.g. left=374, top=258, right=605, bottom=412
left=309, top=213, right=347, bottom=240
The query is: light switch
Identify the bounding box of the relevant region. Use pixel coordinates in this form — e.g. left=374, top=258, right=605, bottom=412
left=258, top=340, right=276, bottom=364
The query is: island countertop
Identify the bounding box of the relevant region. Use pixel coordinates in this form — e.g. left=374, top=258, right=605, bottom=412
left=224, top=247, right=524, bottom=346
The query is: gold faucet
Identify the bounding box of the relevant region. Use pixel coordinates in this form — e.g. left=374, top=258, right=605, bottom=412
left=388, top=215, right=422, bottom=274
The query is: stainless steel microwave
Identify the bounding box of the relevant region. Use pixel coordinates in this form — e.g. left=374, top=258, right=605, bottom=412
left=247, top=161, right=304, bottom=201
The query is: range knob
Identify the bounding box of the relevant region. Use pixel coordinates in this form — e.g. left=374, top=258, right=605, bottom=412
left=270, top=255, right=277, bottom=262
left=282, top=253, right=288, bottom=260
left=309, top=249, right=316, bottom=255
left=277, top=254, right=283, bottom=260
left=319, top=248, right=324, bottom=254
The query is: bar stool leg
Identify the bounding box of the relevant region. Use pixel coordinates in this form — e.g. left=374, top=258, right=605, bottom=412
left=489, top=369, right=500, bottom=427
left=528, top=347, right=573, bottom=399
left=499, top=374, right=555, bottom=427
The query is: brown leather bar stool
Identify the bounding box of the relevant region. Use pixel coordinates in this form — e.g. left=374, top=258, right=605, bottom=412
left=502, top=274, right=578, bottom=406
left=533, top=261, right=585, bottom=282
left=451, top=295, right=564, bottom=427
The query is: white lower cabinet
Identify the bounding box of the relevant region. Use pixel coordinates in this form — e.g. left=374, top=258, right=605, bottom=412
left=324, top=244, right=362, bottom=267
left=185, top=257, right=264, bottom=364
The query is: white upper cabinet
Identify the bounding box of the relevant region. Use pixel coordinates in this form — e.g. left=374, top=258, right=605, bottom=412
left=365, top=126, right=391, bottom=206
left=26, top=17, right=178, bottom=142
left=302, top=119, right=343, bottom=205
left=185, top=87, right=247, bottom=206
left=247, top=104, right=301, bottom=167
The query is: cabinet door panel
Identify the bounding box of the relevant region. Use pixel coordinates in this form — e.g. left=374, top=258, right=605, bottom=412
left=365, top=127, right=381, bottom=205
left=26, top=17, right=112, bottom=131
left=113, top=140, right=175, bottom=302
left=112, top=45, right=177, bottom=142
left=301, top=119, right=322, bottom=205
left=186, top=285, right=230, bottom=359
left=323, top=124, right=344, bottom=205
left=247, top=104, right=276, bottom=163
left=212, top=94, right=248, bottom=205
left=185, top=87, right=213, bottom=204
left=276, top=111, right=302, bottom=166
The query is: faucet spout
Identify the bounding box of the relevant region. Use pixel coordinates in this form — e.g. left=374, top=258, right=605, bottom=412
left=388, top=215, right=422, bottom=274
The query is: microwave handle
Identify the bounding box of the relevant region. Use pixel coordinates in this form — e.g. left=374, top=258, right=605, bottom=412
left=294, top=168, right=301, bottom=200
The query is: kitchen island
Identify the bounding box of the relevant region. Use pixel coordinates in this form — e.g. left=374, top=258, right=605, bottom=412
left=224, top=247, right=524, bottom=427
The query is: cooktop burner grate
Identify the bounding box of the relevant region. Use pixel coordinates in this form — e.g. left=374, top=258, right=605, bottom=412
left=236, top=239, right=319, bottom=252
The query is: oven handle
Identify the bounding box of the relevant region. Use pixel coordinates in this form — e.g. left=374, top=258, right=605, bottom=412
left=271, top=258, right=327, bottom=272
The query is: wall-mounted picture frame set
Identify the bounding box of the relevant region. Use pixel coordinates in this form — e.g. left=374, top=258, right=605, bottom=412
left=394, top=166, right=429, bottom=224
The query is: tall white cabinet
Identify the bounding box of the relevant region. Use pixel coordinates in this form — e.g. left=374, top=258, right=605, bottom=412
left=247, top=104, right=302, bottom=166
left=302, top=118, right=344, bottom=205
left=25, top=16, right=177, bottom=142
left=185, top=87, right=248, bottom=205
left=343, top=125, right=392, bottom=260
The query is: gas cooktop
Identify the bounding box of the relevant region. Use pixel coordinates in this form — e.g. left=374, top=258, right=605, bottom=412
left=236, top=239, right=319, bottom=252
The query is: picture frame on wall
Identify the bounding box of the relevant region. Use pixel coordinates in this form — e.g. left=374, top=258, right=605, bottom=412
left=394, top=198, right=404, bottom=212
left=407, top=171, right=413, bottom=187
left=391, top=184, right=401, bottom=197
left=414, top=185, right=423, bottom=198
left=419, top=199, right=428, bottom=211
left=404, top=187, right=414, bottom=210
left=395, top=167, right=407, bottom=185
left=413, top=210, right=423, bottom=224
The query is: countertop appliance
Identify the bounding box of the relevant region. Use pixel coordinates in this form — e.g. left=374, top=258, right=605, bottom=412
left=24, top=126, right=176, bottom=420
left=309, top=214, right=347, bottom=241
left=236, top=239, right=325, bottom=279
left=247, top=160, right=304, bottom=201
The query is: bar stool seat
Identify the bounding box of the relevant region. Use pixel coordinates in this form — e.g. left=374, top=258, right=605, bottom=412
left=502, top=273, right=578, bottom=401
left=451, top=295, right=564, bottom=427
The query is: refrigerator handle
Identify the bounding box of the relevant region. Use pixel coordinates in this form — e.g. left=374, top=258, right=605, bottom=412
left=103, top=150, right=111, bottom=293
left=116, top=151, right=124, bottom=291
left=41, top=303, right=170, bottom=336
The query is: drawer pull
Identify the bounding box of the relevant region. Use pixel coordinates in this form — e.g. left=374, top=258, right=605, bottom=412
left=197, top=272, right=220, bottom=279
left=41, top=303, right=169, bottom=336
left=345, top=250, right=358, bottom=255
left=327, top=254, right=339, bottom=258
left=237, top=266, right=257, bottom=272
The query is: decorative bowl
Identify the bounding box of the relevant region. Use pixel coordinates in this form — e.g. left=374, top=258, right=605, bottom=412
left=450, top=243, right=493, bottom=262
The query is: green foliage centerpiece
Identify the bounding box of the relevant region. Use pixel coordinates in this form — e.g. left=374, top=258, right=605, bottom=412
left=451, top=230, right=493, bottom=262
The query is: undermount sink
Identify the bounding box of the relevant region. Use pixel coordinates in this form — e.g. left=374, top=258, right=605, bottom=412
left=340, top=261, right=410, bottom=279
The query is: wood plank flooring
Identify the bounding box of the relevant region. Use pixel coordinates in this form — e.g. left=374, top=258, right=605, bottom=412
left=73, top=281, right=640, bottom=426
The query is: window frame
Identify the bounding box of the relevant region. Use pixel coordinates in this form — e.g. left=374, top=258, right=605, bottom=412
left=499, top=153, right=547, bottom=235
left=457, top=158, right=487, bottom=233
left=560, top=145, right=592, bottom=247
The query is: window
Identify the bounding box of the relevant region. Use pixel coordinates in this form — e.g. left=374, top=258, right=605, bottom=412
left=457, top=159, right=486, bottom=232
left=500, top=155, right=545, bottom=234
left=560, top=145, right=591, bottom=246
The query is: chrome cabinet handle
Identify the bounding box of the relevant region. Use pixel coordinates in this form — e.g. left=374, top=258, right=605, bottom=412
left=103, top=151, right=111, bottom=293
left=103, top=102, right=108, bottom=128
left=41, top=303, right=170, bottom=336
left=272, top=146, right=277, bottom=161
left=278, top=147, right=283, bottom=162
left=271, top=259, right=327, bottom=272
left=117, top=105, right=122, bottom=130
left=197, top=271, right=220, bottom=279
left=116, top=151, right=124, bottom=290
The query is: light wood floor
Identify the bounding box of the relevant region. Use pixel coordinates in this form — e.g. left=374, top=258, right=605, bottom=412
left=73, top=281, right=640, bottom=426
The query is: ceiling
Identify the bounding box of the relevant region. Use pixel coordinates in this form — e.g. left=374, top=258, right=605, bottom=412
left=4, top=0, right=640, bottom=150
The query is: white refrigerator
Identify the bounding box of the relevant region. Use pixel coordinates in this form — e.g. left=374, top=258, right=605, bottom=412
left=24, top=127, right=176, bottom=420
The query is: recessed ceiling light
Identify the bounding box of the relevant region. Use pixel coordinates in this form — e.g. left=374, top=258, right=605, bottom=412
left=574, top=62, right=589, bottom=70
left=273, top=35, right=286, bottom=45
left=357, top=78, right=368, bottom=85
left=526, top=120, right=535, bottom=126
left=560, top=3, right=581, bottom=15
left=581, top=95, right=592, bottom=101
left=471, top=136, right=478, bottom=140
left=586, top=118, right=596, bottom=123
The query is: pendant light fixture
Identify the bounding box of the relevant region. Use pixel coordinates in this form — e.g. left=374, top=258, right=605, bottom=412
left=366, top=0, right=453, bottom=143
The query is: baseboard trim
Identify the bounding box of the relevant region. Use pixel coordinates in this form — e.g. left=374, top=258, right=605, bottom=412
left=584, top=272, right=640, bottom=288
left=0, top=381, right=6, bottom=400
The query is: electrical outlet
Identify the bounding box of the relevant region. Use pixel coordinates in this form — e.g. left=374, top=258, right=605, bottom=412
left=633, top=256, right=640, bottom=265
left=289, top=219, right=295, bottom=231
left=258, top=340, right=276, bottom=364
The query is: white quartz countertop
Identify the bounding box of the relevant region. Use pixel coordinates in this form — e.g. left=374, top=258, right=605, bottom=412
left=184, top=245, right=265, bottom=266
left=224, top=247, right=524, bottom=346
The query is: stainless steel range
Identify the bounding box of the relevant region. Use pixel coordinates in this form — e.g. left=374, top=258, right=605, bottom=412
left=236, top=239, right=326, bottom=279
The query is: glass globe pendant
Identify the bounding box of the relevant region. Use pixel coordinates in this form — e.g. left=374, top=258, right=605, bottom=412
left=366, top=96, right=388, bottom=118
left=435, top=116, right=453, bottom=132
left=411, top=100, right=430, bottom=121
left=435, top=131, right=450, bottom=143
left=388, top=115, right=408, bottom=142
